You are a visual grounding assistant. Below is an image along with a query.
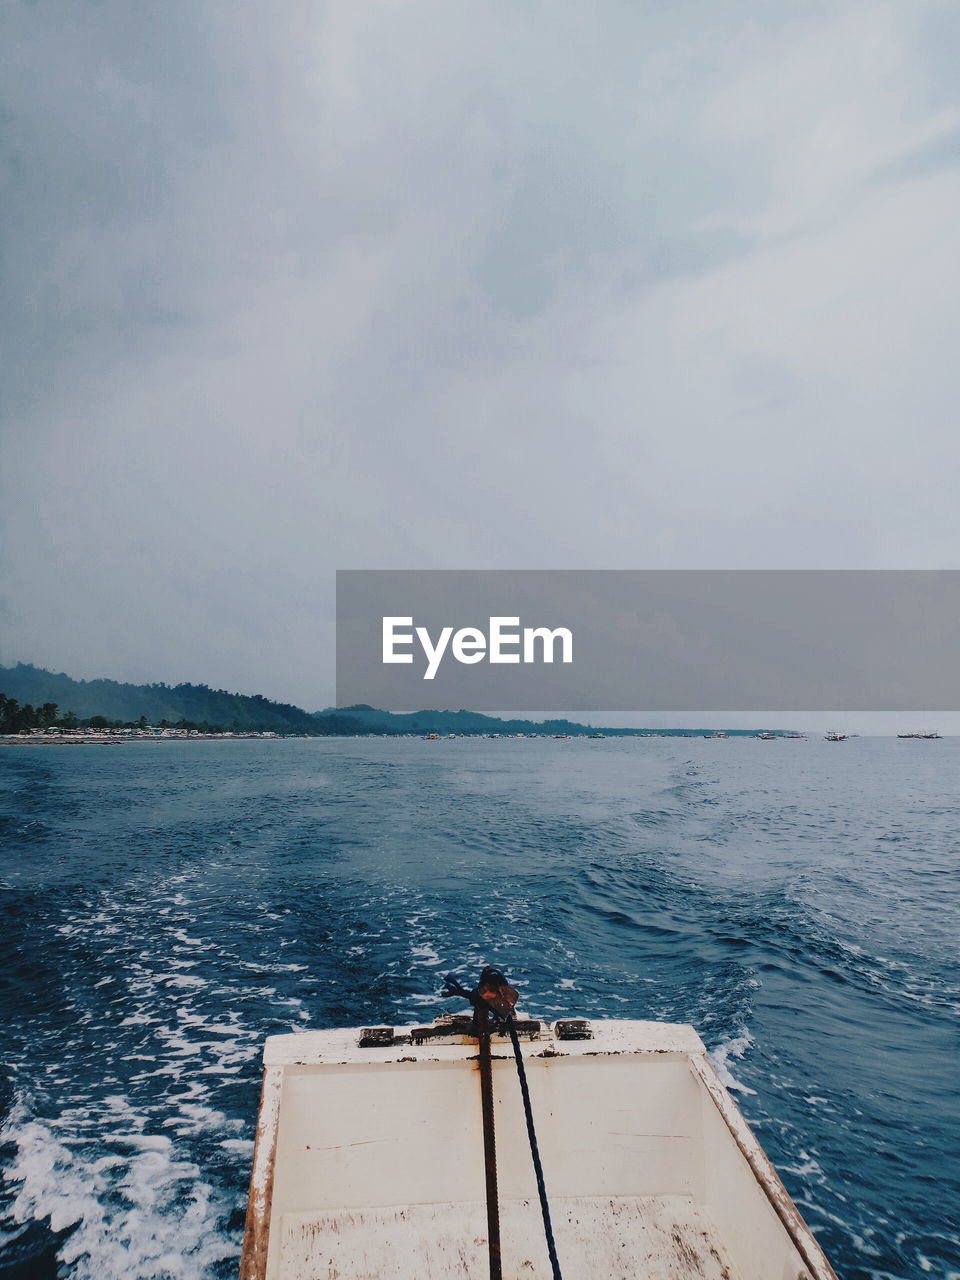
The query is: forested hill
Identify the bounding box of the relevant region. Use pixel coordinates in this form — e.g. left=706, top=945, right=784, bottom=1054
left=1, top=665, right=783, bottom=738
left=323, top=705, right=608, bottom=735
left=0, top=664, right=370, bottom=734
left=318, top=705, right=770, bottom=737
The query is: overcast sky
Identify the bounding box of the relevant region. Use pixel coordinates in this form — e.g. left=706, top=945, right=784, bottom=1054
left=3, top=1, right=960, bottom=710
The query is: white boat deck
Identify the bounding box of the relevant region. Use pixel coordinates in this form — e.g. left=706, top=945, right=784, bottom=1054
left=278, top=1196, right=734, bottom=1279
left=242, top=1019, right=837, bottom=1280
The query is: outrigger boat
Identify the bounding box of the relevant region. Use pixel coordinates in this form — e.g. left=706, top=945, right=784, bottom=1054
left=241, top=968, right=837, bottom=1280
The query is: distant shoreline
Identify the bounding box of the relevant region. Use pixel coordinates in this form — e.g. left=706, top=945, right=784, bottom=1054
left=3, top=737, right=942, bottom=747
left=0, top=732, right=287, bottom=745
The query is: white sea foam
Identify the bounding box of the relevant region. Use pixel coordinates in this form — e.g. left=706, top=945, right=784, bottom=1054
left=0, top=871, right=289, bottom=1276
left=0, top=1099, right=239, bottom=1280
left=410, top=943, right=441, bottom=967
left=708, top=1030, right=758, bottom=1095
left=781, top=1151, right=824, bottom=1180
left=162, top=1105, right=243, bottom=1139
left=805, top=1202, right=883, bottom=1259
left=220, top=1139, right=255, bottom=1156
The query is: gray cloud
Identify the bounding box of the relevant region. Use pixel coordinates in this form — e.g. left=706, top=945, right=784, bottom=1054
left=2, top=0, right=960, bottom=705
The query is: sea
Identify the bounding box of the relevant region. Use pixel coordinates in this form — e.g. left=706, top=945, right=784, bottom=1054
left=0, top=736, right=957, bottom=1280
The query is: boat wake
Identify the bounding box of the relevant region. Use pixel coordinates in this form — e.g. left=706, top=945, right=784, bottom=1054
left=0, top=1095, right=238, bottom=1280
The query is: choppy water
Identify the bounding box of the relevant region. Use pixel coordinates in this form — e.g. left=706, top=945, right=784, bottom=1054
left=0, top=737, right=957, bottom=1280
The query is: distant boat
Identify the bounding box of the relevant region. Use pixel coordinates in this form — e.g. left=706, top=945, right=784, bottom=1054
left=423, top=733, right=440, bottom=740
left=588, top=732, right=605, bottom=739
left=553, top=733, right=570, bottom=739
left=897, top=731, right=941, bottom=739
left=756, top=731, right=777, bottom=740
left=824, top=731, right=848, bottom=742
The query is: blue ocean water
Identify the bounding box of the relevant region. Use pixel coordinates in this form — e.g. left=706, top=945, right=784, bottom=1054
left=0, top=736, right=957, bottom=1280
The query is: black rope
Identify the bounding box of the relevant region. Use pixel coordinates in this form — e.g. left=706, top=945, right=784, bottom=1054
left=506, top=1019, right=563, bottom=1280
left=443, top=969, right=564, bottom=1280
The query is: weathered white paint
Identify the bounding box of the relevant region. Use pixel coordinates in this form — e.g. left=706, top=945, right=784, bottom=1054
left=240, top=1019, right=837, bottom=1280
left=240, top=1065, right=284, bottom=1280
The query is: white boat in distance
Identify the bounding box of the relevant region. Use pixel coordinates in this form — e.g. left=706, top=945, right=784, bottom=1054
left=823, top=731, right=848, bottom=742
left=240, top=1013, right=837, bottom=1280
